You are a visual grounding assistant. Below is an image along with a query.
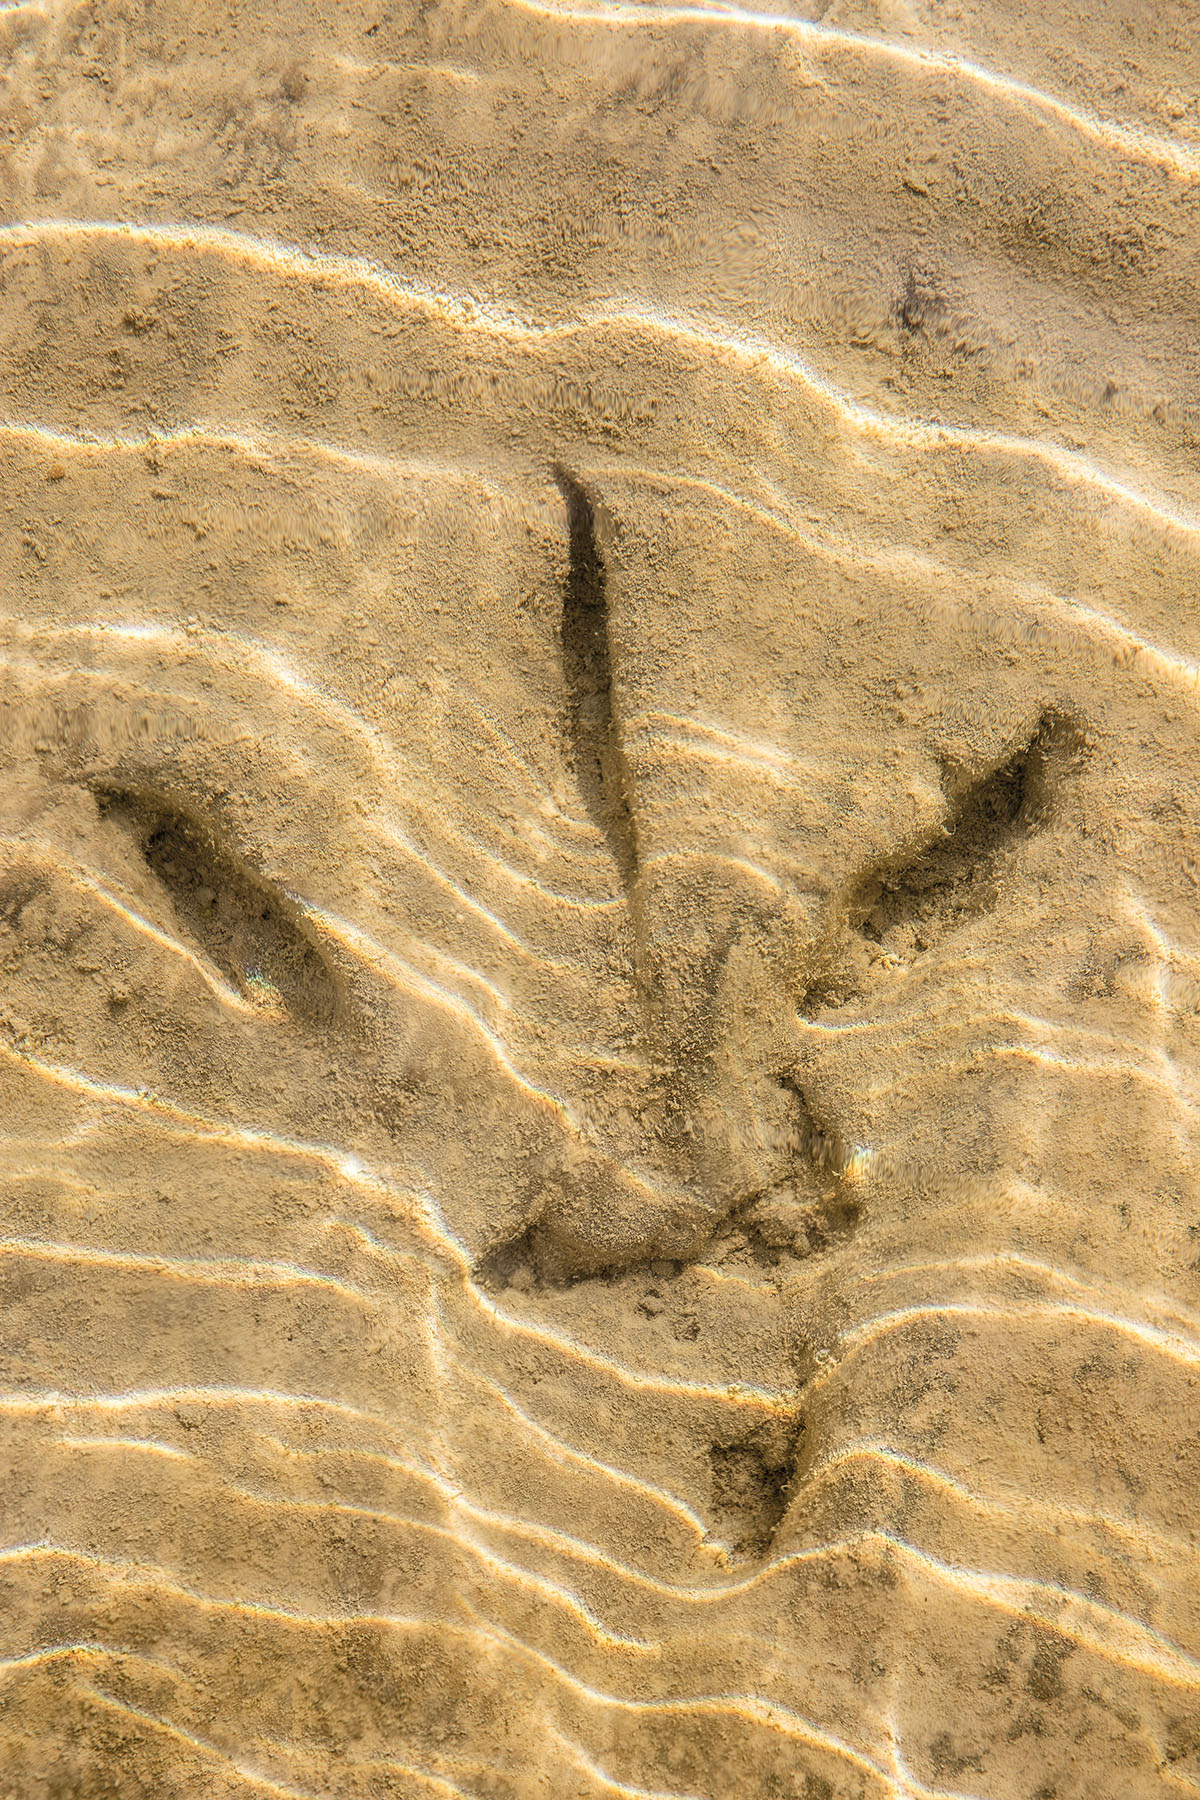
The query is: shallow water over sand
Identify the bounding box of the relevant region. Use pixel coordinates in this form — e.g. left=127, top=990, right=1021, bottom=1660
left=1, top=3, right=1199, bottom=1795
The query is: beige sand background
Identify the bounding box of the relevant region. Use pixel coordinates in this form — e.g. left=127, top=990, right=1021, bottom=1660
left=1, top=1, right=1200, bottom=1795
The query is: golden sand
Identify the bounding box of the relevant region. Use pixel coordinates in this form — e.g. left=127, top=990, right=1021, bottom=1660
left=1, top=2, right=1199, bottom=1794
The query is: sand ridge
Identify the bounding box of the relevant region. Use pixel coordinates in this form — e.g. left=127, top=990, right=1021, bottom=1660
left=0, top=1, right=1199, bottom=1795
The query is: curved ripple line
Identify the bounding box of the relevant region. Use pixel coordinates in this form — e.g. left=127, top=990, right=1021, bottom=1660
left=212, top=1480, right=658, bottom=1655
left=0, top=1642, right=185, bottom=1682
left=623, top=710, right=825, bottom=793
left=76, top=1686, right=331, bottom=1800
left=6, top=218, right=1199, bottom=544
left=0, top=1236, right=379, bottom=1311
left=0, top=610, right=621, bottom=919
left=0, top=1384, right=406, bottom=1431
left=592, top=459, right=1200, bottom=714
left=0, top=1540, right=445, bottom=1633
left=444, top=1357, right=712, bottom=1543
left=434, top=1417, right=1200, bottom=1613
left=0, top=1034, right=459, bottom=1261
left=637, top=847, right=808, bottom=908
left=477, top=1516, right=1200, bottom=1691
left=376, top=810, right=625, bottom=916
left=0, top=610, right=606, bottom=870
left=66, top=1412, right=1151, bottom=1626
left=57, top=1435, right=195, bottom=1463
left=293, top=898, right=526, bottom=1042
left=0, top=1539, right=666, bottom=1674
left=223, top=1433, right=915, bottom=1615
left=0, top=836, right=254, bottom=1013
left=236, top=1429, right=716, bottom=1597
left=868, top=1531, right=1200, bottom=1688
left=458, top=1601, right=977, bottom=1800
left=855, top=1247, right=1200, bottom=1342
left=0, top=1184, right=784, bottom=1418
left=373, top=812, right=623, bottom=948
left=37, top=1424, right=664, bottom=1656
left=0, top=870, right=651, bottom=1213
left=798, top=998, right=1147, bottom=1049
left=2, top=1652, right=494, bottom=1798
left=7, top=1467, right=1197, bottom=1688
left=432, top=1261, right=793, bottom=1412
left=589, top=309, right=1200, bottom=541
left=547, top=1724, right=705, bottom=1800
left=0, top=416, right=512, bottom=496
left=802, top=1016, right=1200, bottom=1123
left=313, top=899, right=515, bottom=1021
left=286, top=919, right=676, bottom=1205
left=497, top=0, right=1200, bottom=181
left=828, top=1297, right=1200, bottom=1373
left=987, top=1038, right=1200, bottom=1115
left=82, top=1683, right=500, bottom=1799
left=802, top=1441, right=1200, bottom=1568
left=0, top=216, right=545, bottom=332
left=0, top=1037, right=665, bottom=1316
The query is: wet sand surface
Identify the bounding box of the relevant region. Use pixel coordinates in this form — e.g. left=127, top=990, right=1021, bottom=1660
left=1, top=2, right=1200, bottom=1795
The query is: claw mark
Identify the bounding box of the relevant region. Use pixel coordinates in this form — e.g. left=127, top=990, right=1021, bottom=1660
left=94, top=786, right=342, bottom=1028
left=554, top=464, right=639, bottom=894
left=850, top=710, right=1085, bottom=963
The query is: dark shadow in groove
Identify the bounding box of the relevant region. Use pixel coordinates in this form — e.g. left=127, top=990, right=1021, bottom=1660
left=475, top=1210, right=679, bottom=1292
left=708, top=1415, right=805, bottom=1561
left=552, top=464, right=638, bottom=891
left=474, top=1218, right=550, bottom=1292
left=849, top=709, right=1084, bottom=953
left=95, top=784, right=340, bottom=1029
left=895, top=265, right=945, bottom=341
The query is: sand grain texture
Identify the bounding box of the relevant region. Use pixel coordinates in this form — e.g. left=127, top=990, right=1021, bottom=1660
left=1, top=1, right=1199, bottom=1795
